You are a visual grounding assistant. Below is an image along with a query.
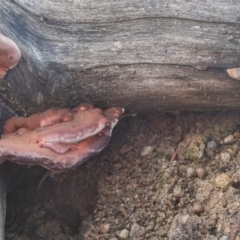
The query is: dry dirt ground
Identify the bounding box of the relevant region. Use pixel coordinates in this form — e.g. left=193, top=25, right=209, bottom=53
left=4, top=111, right=240, bottom=240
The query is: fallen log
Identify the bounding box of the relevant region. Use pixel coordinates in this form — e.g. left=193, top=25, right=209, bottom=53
left=1, top=0, right=240, bottom=114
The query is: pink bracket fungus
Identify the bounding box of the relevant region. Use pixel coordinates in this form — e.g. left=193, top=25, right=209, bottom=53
left=226, top=67, right=240, bottom=81
left=0, top=103, right=124, bottom=170
left=0, top=33, right=21, bottom=79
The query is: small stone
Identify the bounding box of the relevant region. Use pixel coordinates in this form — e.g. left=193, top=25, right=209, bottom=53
left=165, top=167, right=174, bottom=177
left=219, top=236, right=228, bottom=240
left=173, top=186, right=183, bottom=197
left=215, top=173, right=233, bottom=190
left=158, top=212, right=166, bottom=219
left=113, top=162, right=122, bottom=169
left=209, top=236, right=218, bottom=240
left=226, top=186, right=239, bottom=195
left=141, top=146, right=154, bottom=157
left=99, top=223, right=110, bottom=234
left=156, top=158, right=162, bottom=165
left=232, top=143, right=239, bottom=153
left=130, top=223, right=145, bottom=238
left=145, top=222, right=155, bottom=232
left=186, top=167, right=195, bottom=178
left=223, top=134, right=234, bottom=143
left=192, top=203, right=204, bottom=214
left=96, top=211, right=105, bottom=220
left=207, top=140, right=217, bottom=149
left=205, top=148, right=214, bottom=158
left=172, top=161, right=179, bottom=167
left=119, top=229, right=129, bottom=239
left=120, top=144, right=133, bottom=154
left=196, top=168, right=206, bottom=179
left=220, top=152, right=231, bottom=162
left=233, top=131, right=240, bottom=138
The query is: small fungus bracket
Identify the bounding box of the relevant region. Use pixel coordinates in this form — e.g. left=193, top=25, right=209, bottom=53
left=0, top=33, right=21, bottom=79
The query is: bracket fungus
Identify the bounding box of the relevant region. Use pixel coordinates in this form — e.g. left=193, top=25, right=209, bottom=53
left=0, top=33, right=21, bottom=79
left=0, top=103, right=124, bottom=170
left=227, top=67, right=240, bottom=81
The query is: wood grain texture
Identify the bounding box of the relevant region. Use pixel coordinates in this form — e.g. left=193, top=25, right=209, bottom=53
left=0, top=0, right=240, bottom=114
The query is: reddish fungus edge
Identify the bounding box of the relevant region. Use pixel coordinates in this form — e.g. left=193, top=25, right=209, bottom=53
left=0, top=33, right=21, bottom=79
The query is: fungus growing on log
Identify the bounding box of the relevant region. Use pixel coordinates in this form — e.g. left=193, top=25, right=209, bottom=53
left=227, top=67, right=240, bottom=81
left=0, top=33, right=21, bottom=78
left=0, top=104, right=124, bottom=170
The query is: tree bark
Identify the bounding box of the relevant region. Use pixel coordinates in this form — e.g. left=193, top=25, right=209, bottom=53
left=1, top=0, right=240, bottom=114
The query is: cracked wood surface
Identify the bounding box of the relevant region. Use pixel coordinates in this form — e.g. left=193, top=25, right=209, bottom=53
left=0, top=0, right=240, bottom=114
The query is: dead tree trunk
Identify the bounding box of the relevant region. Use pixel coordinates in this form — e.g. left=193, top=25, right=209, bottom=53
left=1, top=0, right=240, bottom=114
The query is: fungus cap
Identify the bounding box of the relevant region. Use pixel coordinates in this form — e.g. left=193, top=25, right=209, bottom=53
left=0, top=33, right=21, bottom=79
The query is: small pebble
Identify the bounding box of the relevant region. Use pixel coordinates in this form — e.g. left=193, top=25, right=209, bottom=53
left=141, top=146, right=154, bottom=157
left=130, top=223, right=145, bottom=238
left=172, top=161, right=179, bottom=167
left=165, top=167, right=174, bottom=177
left=196, top=168, right=206, bottom=179
left=96, top=211, right=105, bottom=220
left=232, top=143, right=239, bottom=153
left=158, top=212, right=166, bottom=219
left=119, top=229, right=129, bottom=239
left=209, top=235, right=218, bottom=240
left=99, top=223, right=110, bottom=234
left=219, top=236, right=228, bottom=240
left=220, top=152, right=231, bottom=162
left=186, top=167, right=195, bottom=178
left=120, top=145, right=133, bottom=154
left=145, top=222, right=155, bottom=232
left=215, top=154, right=220, bottom=161
left=205, top=148, right=214, bottom=158
left=227, top=186, right=239, bottom=195
left=173, top=186, right=183, bottom=197
left=223, top=134, right=234, bottom=143
left=113, top=163, right=122, bottom=169
left=156, top=159, right=162, bottom=165
left=233, top=131, right=240, bottom=138
left=192, top=203, right=204, bottom=214
left=207, top=140, right=217, bottom=149
left=215, top=173, right=233, bottom=190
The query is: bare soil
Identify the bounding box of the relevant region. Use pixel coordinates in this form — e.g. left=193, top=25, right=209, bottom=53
left=5, top=111, right=240, bottom=240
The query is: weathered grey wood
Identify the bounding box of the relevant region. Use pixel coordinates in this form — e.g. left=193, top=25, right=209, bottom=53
left=1, top=0, right=240, bottom=114
left=11, top=0, right=240, bottom=23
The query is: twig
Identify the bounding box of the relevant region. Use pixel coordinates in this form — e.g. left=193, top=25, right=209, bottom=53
left=170, top=149, right=178, bottom=161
